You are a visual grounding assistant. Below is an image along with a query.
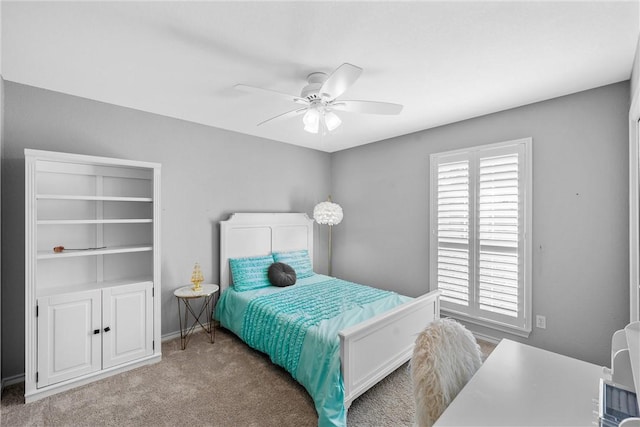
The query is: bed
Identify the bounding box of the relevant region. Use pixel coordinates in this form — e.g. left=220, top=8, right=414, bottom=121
left=216, top=213, right=440, bottom=426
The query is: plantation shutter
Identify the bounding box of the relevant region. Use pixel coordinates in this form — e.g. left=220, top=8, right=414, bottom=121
left=478, top=152, right=520, bottom=318
left=430, top=139, right=531, bottom=335
left=436, top=159, right=470, bottom=307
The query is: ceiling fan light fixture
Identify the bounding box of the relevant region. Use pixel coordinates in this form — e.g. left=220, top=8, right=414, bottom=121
left=324, top=111, right=342, bottom=131
left=303, top=108, right=320, bottom=133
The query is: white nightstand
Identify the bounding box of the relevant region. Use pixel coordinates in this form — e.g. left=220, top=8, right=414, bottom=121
left=174, top=284, right=219, bottom=350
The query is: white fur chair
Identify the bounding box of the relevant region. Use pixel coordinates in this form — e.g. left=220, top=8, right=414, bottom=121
left=410, top=318, right=483, bottom=427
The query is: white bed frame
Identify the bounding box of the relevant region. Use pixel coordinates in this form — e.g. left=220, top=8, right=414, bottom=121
left=219, top=213, right=440, bottom=408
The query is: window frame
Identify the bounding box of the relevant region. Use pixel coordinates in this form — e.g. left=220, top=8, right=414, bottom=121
left=429, top=138, right=533, bottom=337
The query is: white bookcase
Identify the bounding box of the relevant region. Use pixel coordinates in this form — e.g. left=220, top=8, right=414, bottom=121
left=24, top=149, right=161, bottom=402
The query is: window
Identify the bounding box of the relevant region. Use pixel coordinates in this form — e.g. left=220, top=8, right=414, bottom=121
left=429, top=138, right=532, bottom=336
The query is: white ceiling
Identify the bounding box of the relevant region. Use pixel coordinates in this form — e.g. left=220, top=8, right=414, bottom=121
left=2, top=1, right=639, bottom=153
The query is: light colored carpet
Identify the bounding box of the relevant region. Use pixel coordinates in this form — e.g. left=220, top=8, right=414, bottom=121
left=1, top=327, right=495, bottom=426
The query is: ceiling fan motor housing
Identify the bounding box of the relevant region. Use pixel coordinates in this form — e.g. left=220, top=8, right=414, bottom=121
left=301, top=72, right=328, bottom=101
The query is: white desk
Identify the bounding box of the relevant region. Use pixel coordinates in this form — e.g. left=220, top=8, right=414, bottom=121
left=434, top=339, right=603, bottom=427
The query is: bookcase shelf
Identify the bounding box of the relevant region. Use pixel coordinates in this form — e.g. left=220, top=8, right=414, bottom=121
left=37, top=219, right=153, bottom=225
left=37, top=244, right=153, bottom=259
left=36, top=195, right=153, bottom=202
left=36, top=277, right=154, bottom=298
left=24, top=149, right=162, bottom=402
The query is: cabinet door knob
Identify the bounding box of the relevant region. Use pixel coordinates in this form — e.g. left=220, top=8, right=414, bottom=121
left=93, top=329, right=100, bottom=335
left=104, top=326, right=111, bottom=333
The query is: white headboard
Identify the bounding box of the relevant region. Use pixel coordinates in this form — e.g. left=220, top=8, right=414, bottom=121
left=219, top=213, right=314, bottom=292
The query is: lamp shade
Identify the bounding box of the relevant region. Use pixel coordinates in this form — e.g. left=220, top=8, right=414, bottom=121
left=324, top=111, right=342, bottom=131
left=313, top=200, right=343, bottom=226
left=303, top=109, right=320, bottom=133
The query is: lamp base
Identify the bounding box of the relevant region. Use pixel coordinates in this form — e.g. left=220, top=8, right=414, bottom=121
left=328, top=224, right=333, bottom=277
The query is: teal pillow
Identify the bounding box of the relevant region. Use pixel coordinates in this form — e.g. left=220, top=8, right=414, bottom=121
left=272, top=250, right=314, bottom=279
left=230, top=255, right=274, bottom=292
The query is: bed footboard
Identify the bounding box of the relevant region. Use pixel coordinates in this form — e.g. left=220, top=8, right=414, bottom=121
left=339, top=290, right=440, bottom=408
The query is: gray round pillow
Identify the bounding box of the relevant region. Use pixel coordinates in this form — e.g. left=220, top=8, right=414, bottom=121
left=268, top=262, right=297, bottom=287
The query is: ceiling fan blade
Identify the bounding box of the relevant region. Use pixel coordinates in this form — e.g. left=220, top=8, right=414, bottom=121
left=332, top=100, right=403, bottom=115
left=234, top=84, right=308, bottom=106
left=319, top=63, right=363, bottom=101
left=257, top=107, right=308, bottom=127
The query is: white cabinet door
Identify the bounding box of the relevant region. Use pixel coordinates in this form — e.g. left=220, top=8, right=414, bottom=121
left=102, top=282, right=153, bottom=369
left=37, top=289, right=101, bottom=388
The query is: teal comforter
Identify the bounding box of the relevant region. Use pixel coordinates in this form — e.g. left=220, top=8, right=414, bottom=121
left=215, top=274, right=412, bottom=427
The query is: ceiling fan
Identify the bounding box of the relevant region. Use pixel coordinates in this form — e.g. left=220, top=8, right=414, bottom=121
left=235, top=63, right=403, bottom=134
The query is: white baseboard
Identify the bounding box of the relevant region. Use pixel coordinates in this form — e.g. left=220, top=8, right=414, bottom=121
left=161, top=321, right=215, bottom=343
left=161, top=330, right=182, bottom=342
left=2, top=373, right=25, bottom=389
left=472, top=330, right=501, bottom=345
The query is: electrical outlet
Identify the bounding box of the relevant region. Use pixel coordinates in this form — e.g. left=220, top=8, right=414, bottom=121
left=536, top=315, right=546, bottom=329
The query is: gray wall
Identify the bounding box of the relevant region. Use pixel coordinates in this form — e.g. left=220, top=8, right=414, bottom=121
left=0, top=79, right=632, bottom=377
left=330, top=81, right=630, bottom=366
left=1, top=82, right=331, bottom=379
